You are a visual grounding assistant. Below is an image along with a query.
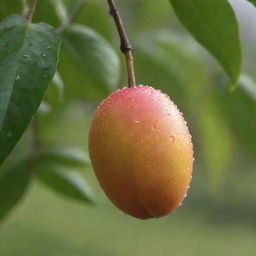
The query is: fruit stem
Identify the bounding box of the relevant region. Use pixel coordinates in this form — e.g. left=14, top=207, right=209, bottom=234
left=107, top=0, right=136, bottom=88
left=27, top=0, right=38, bottom=23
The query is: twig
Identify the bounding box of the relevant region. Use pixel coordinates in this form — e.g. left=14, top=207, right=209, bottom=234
left=56, top=0, right=86, bottom=34
left=27, top=0, right=38, bottom=23
left=107, top=0, right=136, bottom=87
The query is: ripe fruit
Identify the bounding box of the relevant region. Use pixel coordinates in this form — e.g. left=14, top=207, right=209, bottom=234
left=89, top=85, right=193, bottom=219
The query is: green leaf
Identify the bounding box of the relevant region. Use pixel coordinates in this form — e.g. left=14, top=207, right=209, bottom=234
left=43, top=71, right=65, bottom=108
left=36, top=164, right=94, bottom=203
left=37, top=147, right=90, bottom=167
left=0, top=14, right=61, bottom=165
left=60, top=24, right=120, bottom=100
left=169, top=0, right=242, bottom=88
left=247, top=0, right=256, bottom=7
left=198, top=100, right=234, bottom=187
left=0, top=161, right=31, bottom=220
left=50, top=0, right=68, bottom=23
left=38, top=101, right=52, bottom=115
left=215, top=74, right=256, bottom=157
left=33, top=0, right=60, bottom=27
left=52, top=71, right=65, bottom=101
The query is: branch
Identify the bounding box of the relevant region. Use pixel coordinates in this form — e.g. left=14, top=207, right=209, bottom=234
left=107, top=0, right=136, bottom=87
left=27, top=0, right=38, bottom=23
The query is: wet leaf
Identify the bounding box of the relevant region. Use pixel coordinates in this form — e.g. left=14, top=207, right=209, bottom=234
left=0, top=15, right=61, bottom=165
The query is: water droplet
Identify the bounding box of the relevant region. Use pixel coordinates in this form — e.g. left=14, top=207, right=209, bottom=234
left=41, top=53, right=46, bottom=57
left=15, top=75, right=21, bottom=80
left=7, top=132, right=12, bottom=138
left=47, top=45, right=52, bottom=49
left=134, top=120, right=140, bottom=124
left=41, top=73, right=49, bottom=79
left=151, top=124, right=157, bottom=131
left=22, top=54, right=30, bottom=62
left=169, top=135, right=176, bottom=142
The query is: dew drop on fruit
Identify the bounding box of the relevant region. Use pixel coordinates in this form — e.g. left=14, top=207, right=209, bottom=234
left=169, top=135, right=175, bottom=142
left=151, top=124, right=157, bottom=131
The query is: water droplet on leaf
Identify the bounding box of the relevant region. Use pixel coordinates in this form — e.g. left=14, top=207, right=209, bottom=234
left=22, top=54, right=30, bottom=62
left=41, top=72, right=49, bottom=79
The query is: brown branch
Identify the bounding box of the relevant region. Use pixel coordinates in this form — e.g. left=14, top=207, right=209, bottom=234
left=107, top=0, right=136, bottom=87
left=27, top=0, right=38, bottom=23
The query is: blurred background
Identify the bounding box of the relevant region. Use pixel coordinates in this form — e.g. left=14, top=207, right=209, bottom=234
left=0, top=0, right=256, bottom=255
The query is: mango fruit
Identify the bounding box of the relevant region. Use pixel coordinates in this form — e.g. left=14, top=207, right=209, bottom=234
left=89, top=85, right=193, bottom=219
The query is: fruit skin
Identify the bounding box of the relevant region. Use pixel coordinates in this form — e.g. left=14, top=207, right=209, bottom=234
left=89, top=85, right=193, bottom=219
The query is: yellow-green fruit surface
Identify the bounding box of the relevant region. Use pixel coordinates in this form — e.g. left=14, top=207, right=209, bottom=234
left=89, top=85, right=193, bottom=219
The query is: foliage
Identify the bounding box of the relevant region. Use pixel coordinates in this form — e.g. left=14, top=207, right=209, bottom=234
left=169, top=0, right=242, bottom=89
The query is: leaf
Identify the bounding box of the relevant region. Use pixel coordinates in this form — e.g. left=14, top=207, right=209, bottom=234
left=38, top=101, right=52, bottom=115
left=0, top=161, right=31, bottom=220
left=247, top=0, right=256, bottom=7
left=36, top=164, right=94, bottom=203
left=60, top=24, right=120, bottom=100
left=33, top=0, right=60, bottom=27
left=36, top=146, right=90, bottom=167
left=0, top=14, right=61, bottom=165
left=50, top=0, right=68, bottom=23
left=169, top=0, right=242, bottom=88
left=39, top=102, right=95, bottom=148
left=43, top=71, right=65, bottom=108
left=215, top=74, right=256, bottom=157
left=198, top=100, right=234, bottom=188
left=52, top=71, right=65, bottom=101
